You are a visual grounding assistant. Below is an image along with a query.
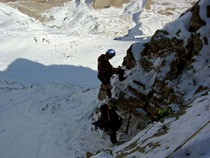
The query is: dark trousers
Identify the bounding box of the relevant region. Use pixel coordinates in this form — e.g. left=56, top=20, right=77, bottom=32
left=110, top=130, right=118, bottom=144
left=98, top=75, right=112, bottom=98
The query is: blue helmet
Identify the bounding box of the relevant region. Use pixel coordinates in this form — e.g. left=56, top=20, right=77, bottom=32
left=106, top=49, right=116, bottom=57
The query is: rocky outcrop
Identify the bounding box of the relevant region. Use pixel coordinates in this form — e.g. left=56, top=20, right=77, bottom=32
left=122, top=44, right=136, bottom=69
left=89, top=1, right=210, bottom=157
left=116, top=0, right=209, bottom=130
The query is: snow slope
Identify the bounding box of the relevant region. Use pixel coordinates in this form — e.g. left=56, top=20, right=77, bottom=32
left=1, top=0, right=209, bottom=158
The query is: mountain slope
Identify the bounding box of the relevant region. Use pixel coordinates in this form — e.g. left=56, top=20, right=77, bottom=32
left=0, top=0, right=209, bottom=158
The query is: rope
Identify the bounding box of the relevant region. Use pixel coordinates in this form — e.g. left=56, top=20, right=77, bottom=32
left=125, top=107, right=132, bottom=134
left=177, top=62, right=210, bottom=84
left=166, top=120, right=210, bottom=158
left=200, top=32, right=210, bottom=37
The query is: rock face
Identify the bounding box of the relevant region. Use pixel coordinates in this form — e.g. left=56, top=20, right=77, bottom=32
left=115, top=0, right=210, bottom=133
left=101, top=1, right=210, bottom=156
left=93, top=0, right=130, bottom=9
left=122, top=44, right=136, bottom=69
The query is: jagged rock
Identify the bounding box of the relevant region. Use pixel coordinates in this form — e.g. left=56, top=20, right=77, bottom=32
left=151, top=30, right=170, bottom=49
left=164, top=33, right=203, bottom=80
left=140, top=56, right=153, bottom=71
left=140, top=30, right=179, bottom=72
left=122, top=44, right=136, bottom=69
left=121, top=24, right=205, bottom=121
left=151, top=30, right=169, bottom=41
left=189, top=3, right=206, bottom=32
left=166, top=57, right=186, bottom=79
left=172, top=37, right=184, bottom=47
left=145, top=30, right=171, bottom=56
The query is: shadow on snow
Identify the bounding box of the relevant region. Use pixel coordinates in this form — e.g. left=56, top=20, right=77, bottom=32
left=0, top=58, right=99, bottom=88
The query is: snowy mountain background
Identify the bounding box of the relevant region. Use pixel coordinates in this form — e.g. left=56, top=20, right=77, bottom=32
left=0, top=0, right=209, bottom=158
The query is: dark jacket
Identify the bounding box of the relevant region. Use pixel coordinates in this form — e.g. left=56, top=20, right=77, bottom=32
left=99, top=104, right=122, bottom=132
left=97, top=54, right=114, bottom=81
left=93, top=104, right=123, bottom=144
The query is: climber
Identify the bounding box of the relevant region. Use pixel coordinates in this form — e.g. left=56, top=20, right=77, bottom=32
left=97, top=49, right=126, bottom=99
left=92, top=99, right=123, bottom=144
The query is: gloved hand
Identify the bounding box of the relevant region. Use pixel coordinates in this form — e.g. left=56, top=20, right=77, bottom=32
left=118, top=69, right=126, bottom=81
left=112, top=67, right=121, bottom=74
